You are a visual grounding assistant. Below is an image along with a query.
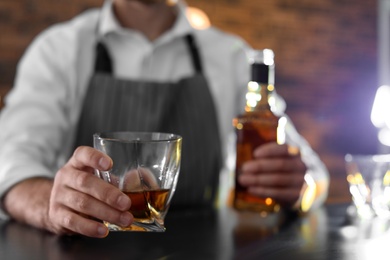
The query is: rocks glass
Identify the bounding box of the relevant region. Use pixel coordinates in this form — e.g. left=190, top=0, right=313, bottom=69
left=94, top=132, right=182, bottom=232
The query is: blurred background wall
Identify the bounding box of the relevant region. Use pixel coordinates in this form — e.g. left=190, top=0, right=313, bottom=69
left=0, top=0, right=378, bottom=203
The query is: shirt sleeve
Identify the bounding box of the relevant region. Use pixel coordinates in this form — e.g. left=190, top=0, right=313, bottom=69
left=270, top=88, right=329, bottom=211
left=0, top=27, right=76, bottom=219
left=283, top=114, right=330, bottom=212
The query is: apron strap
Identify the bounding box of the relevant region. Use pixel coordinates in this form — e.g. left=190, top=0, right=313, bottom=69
left=95, top=42, right=113, bottom=73
left=184, top=34, right=203, bottom=74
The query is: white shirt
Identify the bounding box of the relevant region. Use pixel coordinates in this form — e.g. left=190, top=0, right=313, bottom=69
left=0, top=1, right=329, bottom=218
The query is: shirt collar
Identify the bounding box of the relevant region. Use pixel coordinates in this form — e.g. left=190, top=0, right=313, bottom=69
left=98, top=0, right=195, bottom=42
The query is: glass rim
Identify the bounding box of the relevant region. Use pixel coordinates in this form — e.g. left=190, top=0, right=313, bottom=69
left=93, top=131, right=182, bottom=143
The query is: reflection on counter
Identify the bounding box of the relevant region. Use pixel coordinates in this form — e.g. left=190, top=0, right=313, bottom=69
left=1, top=204, right=390, bottom=260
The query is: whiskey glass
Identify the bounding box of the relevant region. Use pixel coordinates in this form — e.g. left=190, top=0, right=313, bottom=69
left=345, top=154, right=390, bottom=219
left=93, top=132, right=182, bottom=232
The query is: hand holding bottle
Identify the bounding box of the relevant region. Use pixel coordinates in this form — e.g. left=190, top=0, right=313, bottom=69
left=237, top=142, right=306, bottom=207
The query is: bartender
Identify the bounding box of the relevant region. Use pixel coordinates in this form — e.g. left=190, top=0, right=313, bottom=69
left=0, top=0, right=329, bottom=238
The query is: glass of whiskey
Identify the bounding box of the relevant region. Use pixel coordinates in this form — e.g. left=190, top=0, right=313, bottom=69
left=345, top=153, right=390, bottom=219
left=94, top=132, right=182, bottom=232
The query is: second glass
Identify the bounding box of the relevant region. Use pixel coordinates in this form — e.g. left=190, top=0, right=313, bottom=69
left=93, top=132, right=182, bottom=232
left=345, top=154, right=390, bottom=219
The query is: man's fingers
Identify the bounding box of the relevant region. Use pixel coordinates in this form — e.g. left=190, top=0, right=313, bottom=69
left=239, top=172, right=304, bottom=188
left=49, top=146, right=134, bottom=237
left=53, top=186, right=133, bottom=229
left=57, top=146, right=131, bottom=211
left=55, top=167, right=131, bottom=211
left=70, top=146, right=112, bottom=171
left=253, top=143, right=300, bottom=158
left=49, top=206, right=109, bottom=238
left=242, top=157, right=306, bottom=173
left=51, top=169, right=133, bottom=235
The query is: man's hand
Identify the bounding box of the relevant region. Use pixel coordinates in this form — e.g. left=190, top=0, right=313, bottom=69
left=48, top=146, right=133, bottom=237
left=237, top=142, right=307, bottom=207
left=4, top=146, right=133, bottom=238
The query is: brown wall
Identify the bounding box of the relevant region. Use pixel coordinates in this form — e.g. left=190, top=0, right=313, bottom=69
left=0, top=0, right=378, bottom=202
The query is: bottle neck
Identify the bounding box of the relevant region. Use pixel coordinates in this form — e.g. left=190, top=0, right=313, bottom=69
left=245, top=82, right=274, bottom=112
left=245, top=63, right=275, bottom=112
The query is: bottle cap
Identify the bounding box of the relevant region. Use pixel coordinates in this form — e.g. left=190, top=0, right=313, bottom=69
left=248, top=49, right=275, bottom=85
left=248, top=49, right=274, bottom=66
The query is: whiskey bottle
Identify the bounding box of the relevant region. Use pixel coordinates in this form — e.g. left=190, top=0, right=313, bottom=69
left=233, top=49, right=285, bottom=213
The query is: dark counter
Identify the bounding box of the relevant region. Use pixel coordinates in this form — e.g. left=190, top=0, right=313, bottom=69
left=1, top=203, right=389, bottom=260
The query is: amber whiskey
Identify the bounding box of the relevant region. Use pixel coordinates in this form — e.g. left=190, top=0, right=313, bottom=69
left=233, top=49, right=284, bottom=213
left=125, top=189, right=170, bottom=222
left=103, top=188, right=170, bottom=231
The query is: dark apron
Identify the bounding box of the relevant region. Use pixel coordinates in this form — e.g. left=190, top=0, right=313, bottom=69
left=73, top=34, right=222, bottom=208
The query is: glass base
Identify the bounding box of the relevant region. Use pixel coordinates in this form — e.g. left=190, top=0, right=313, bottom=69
left=104, top=220, right=166, bottom=232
